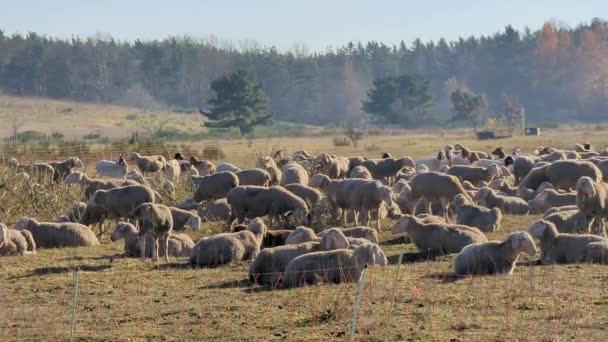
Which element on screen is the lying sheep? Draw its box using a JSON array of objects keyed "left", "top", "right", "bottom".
[
  {"left": 190, "top": 218, "right": 267, "bottom": 267},
  {"left": 175, "top": 198, "right": 200, "bottom": 211},
  {"left": 193, "top": 171, "right": 239, "bottom": 203},
  {"left": 528, "top": 220, "right": 607, "bottom": 264},
  {"left": 198, "top": 198, "right": 232, "bottom": 222},
  {"left": 169, "top": 207, "right": 201, "bottom": 231},
  {"left": 512, "top": 156, "right": 536, "bottom": 184},
  {"left": 249, "top": 228, "right": 349, "bottom": 286},
  {"left": 0, "top": 223, "right": 36, "bottom": 256},
  {"left": 280, "top": 162, "right": 309, "bottom": 185},
  {"left": 541, "top": 211, "right": 587, "bottom": 234},
  {"left": 128, "top": 152, "right": 166, "bottom": 175},
  {"left": 236, "top": 168, "right": 271, "bottom": 187},
  {"left": 317, "top": 226, "right": 379, "bottom": 244},
  {"left": 391, "top": 215, "right": 487, "bottom": 255},
  {"left": 110, "top": 222, "right": 193, "bottom": 258},
  {"left": 280, "top": 243, "right": 388, "bottom": 288},
  {"left": 454, "top": 231, "right": 537, "bottom": 275},
  {"left": 283, "top": 183, "right": 323, "bottom": 208},
  {"left": 544, "top": 205, "right": 579, "bottom": 216},
  {"left": 410, "top": 171, "right": 472, "bottom": 220},
  {"left": 449, "top": 194, "right": 502, "bottom": 232},
  {"left": 215, "top": 162, "right": 241, "bottom": 173},
  {"left": 285, "top": 226, "right": 318, "bottom": 245},
  {"left": 475, "top": 187, "right": 529, "bottom": 215},
  {"left": 14, "top": 217, "right": 100, "bottom": 248},
  {"left": 132, "top": 203, "right": 174, "bottom": 262},
  {"left": 88, "top": 185, "right": 156, "bottom": 223},
  {"left": 226, "top": 186, "right": 310, "bottom": 228},
  {"left": 446, "top": 164, "right": 501, "bottom": 186},
  {"left": 95, "top": 155, "right": 128, "bottom": 178},
  {"left": 349, "top": 165, "right": 372, "bottom": 179},
  {"left": 314, "top": 153, "right": 349, "bottom": 179},
  {"left": 50, "top": 157, "right": 84, "bottom": 182},
  {"left": 519, "top": 160, "right": 602, "bottom": 195},
  {"left": 528, "top": 189, "right": 577, "bottom": 214},
  {"left": 585, "top": 241, "right": 608, "bottom": 264}
]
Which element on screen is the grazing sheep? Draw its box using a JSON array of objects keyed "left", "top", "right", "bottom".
[
  {"left": 169, "top": 207, "right": 201, "bottom": 231},
  {"left": 446, "top": 164, "right": 501, "bottom": 186},
  {"left": 317, "top": 226, "right": 379, "bottom": 244},
  {"left": 519, "top": 160, "right": 602, "bottom": 196},
  {"left": 189, "top": 157, "right": 215, "bottom": 176},
  {"left": 192, "top": 171, "right": 239, "bottom": 203},
  {"left": 132, "top": 203, "right": 174, "bottom": 262},
  {"left": 280, "top": 243, "right": 388, "bottom": 288},
  {"left": 88, "top": 184, "right": 156, "bottom": 223},
  {"left": 454, "top": 232, "right": 537, "bottom": 275},
  {"left": 528, "top": 189, "right": 577, "bottom": 214},
  {"left": 542, "top": 210, "right": 588, "bottom": 234},
  {"left": 347, "top": 156, "right": 366, "bottom": 176},
  {"left": 215, "top": 162, "right": 241, "bottom": 173},
  {"left": 190, "top": 218, "right": 267, "bottom": 267},
  {"left": 391, "top": 215, "right": 487, "bottom": 254},
  {"left": 349, "top": 165, "right": 372, "bottom": 179},
  {"left": 0, "top": 223, "right": 36, "bottom": 256},
  {"left": 64, "top": 171, "right": 140, "bottom": 200},
  {"left": 283, "top": 183, "right": 323, "bottom": 208},
  {"left": 95, "top": 155, "right": 128, "bottom": 178},
  {"left": 280, "top": 162, "right": 309, "bottom": 185},
  {"left": 249, "top": 228, "right": 349, "bottom": 286},
  {"left": 450, "top": 194, "right": 502, "bottom": 232},
  {"left": 575, "top": 176, "right": 608, "bottom": 236},
  {"left": 236, "top": 168, "right": 270, "bottom": 187},
  {"left": 361, "top": 157, "right": 415, "bottom": 184},
  {"left": 128, "top": 152, "right": 166, "bottom": 175},
  {"left": 14, "top": 217, "right": 99, "bottom": 248},
  {"left": 475, "top": 187, "right": 529, "bottom": 215},
  {"left": 314, "top": 153, "right": 350, "bottom": 179},
  {"left": 528, "top": 220, "right": 607, "bottom": 264},
  {"left": 226, "top": 186, "right": 310, "bottom": 227},
  {"left": 409, "top": 171, "right": 472, "bottom": 220},
  {"left": 257, "top": 156, "right": 282, "bottom": 185},
  {"left": 198, "top": 198, "right": 232, "bottom": 222},
  {"left": 110, "top": 222, "right": 193, "bottom": 258},
  {"left": 50, "top": 157, "right": 84, "bottom": 182},
  {"left": 415, "top": 151, "right": 450, "bottom": 172}
]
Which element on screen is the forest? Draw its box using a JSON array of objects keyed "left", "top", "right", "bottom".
[{"left": 1, "top": 19, "right": 608, "bottom": 127}]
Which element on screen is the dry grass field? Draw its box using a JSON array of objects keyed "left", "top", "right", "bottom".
[{"left": 1, "top": 97, "right": 608, "bottom": 340}]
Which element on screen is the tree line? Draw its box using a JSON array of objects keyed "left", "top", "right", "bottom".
[{"left": 1, "top": 19, "right": 608, "bottom": 127}]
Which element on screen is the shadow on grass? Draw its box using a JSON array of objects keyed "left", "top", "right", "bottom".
[
  {"left": 12, "top": 264, "right": 112, "bottom": 279},
  {"left": 516, "top": 259, "right": 542, "bottom": 267},
  {"left": 386, "top": 251, "right": 441, "bottom": 264},
  {"left": 422, "top": 273, "right": 468, "bottom": 283},
  {"left": 199, "top": 278, "right": 251, "bottom": 290},
  {"left": 380, "top": 236, "right": 410, "bottom": 246}
]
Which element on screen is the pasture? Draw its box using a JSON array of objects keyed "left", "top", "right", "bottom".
[{"left": 1, "top": 126, "right": 608, "bottom": 340}]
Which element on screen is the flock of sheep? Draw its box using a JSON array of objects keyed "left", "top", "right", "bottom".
[{"left": 2, "top": 142, "right": 608, "bottom": 289}]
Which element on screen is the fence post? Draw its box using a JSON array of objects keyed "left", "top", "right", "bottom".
[
  {"left": 69, "top": 267, "right": 80, "bottom": 342},
  {"left": 349, "top": 265, "right": 368, "bottom": 342},
  {"left": 384, "top": 253, "right": 404, "bottom": 341}
]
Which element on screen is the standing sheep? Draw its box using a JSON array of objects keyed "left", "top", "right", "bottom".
[
  {"left": 50, "top": 157, "right": 84, "bottom": 182},
  {"left": 280, "top": 162, "right": 310, "bottom": 185},
  {"left": 95, "top": 155, "right": 128, "bottom": 179},
  {"left": 14, "top": 217, "right": 100, "bottom": 248},
  {"left": 110, "top": 222, "right": 193, "bottom": 258},
  {"left": 128, "top": 152, "right": 166, "bottom": 175},
  {"left": 198, "top": 198, "right": 232, "bottom": 222},
  {"left": 283, "top": 183, "right": 323, "bottom": 208},
  {"left": 236, "top": 168, "right": 271, "bottom": 187},
  {"left": 169, "top": 207, "right": 201, "bottom": 231},
  {"left": 193, "top": 171, "right": 239, "bottom": 203},
  {"left": 0, "top": 223, "right": 36, "bottom": 256},
  {"left": 257, "top": 156, "right": 282, "bottom": 185},
  {"left": 575, "top": 176, "right": 608, "bottom": 237},
  {"left": 88, "top": 185, "right": 156, "bottom": 223},
  {"left": 409, "top": 171, "right": 472, "bottom": 220},
  {"left": 132, "top": 203, "right": 174, "bottom": 262},
  {"left": 189, "top": 157, "right": 215, "bottom": 176},
  {"left": 446, "top": 164, "right": 501, "bottom": 186}
]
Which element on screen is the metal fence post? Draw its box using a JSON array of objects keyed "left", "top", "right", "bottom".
[
  {"left": 69, "top": 267, "right": 80, "bottom": 342},
  {"left": 349, "top": 265, "right": 368, "bottom": 342}
]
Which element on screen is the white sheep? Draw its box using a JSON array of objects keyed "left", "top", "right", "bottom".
[
  {"left": 110, "top": 222, "right": 193, "bottom": 258},
  {"left": 0, "top": 223, "right": 36, "bottom": 256}
]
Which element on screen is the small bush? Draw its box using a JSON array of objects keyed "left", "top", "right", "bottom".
[
  {"left": 332, "top": 137, "right": 351, "bottom": 147},
  {"left": 17, "top": 130, "right": 47, "bottom": 143},
  {"left": 51, "top": 131, "right": 65, "bottom": 141},
  {"left": 83, "top": 131, "right": 102, "bottom": 140},
  {"left": 202, "top": 146, "right": 226, "bottom": 160}
]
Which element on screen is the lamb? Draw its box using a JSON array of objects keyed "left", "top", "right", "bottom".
[
  {"left": 257, "top": 156, "right": 282, "bottom": 185},
  {"left": 236, "top": 168, "right": 271, "bottom": 187},
  {"left": 190, "top": 217, "right": 267, "bottom": 267},
  {"left": 226, "top": 186, "right": 310, "bottom": 227},
  {"left": 215, "top": 162, "right": 241, "bottom": 173},
  {"left": 198, "top": 198, "right": 232, "bottom": 222},
  {"left": 542, "top": 210, "right": 588, "bottom": 234},
  {"left": 49, "top": 157, "right": 84, "bottom": 181},
  {"left": 0, "top": 223, "right": 36, "bottom": 256},
  {"left": 391, "top": 215, "right": 487, "bottom": 255},
  {"left": 192, "top": 171, "right": 239, "bottom": 203},
  {"left": 409, "top": 171, "right": 472, "bottom": 220},
  {"left": 453, "top": 232, "right": 537, "bottom": 275},
  {"left": 349, "top": 165, "right": 372, "bottom": 179},
  {"left": 280, "top": 162, "right": 310, "bottom": 185},
  {"left": 528, "top": 220, "right": 607, "bottom": 264},
  {"left": 14, "top": 217, "right": 100, "bottom": 248},
  {"left": 169, "top": 207, "right": 201, "bottom": 231},
  {"left": 446, "top": 164, "right": 501, "bottom": 186},
  {"left": 64, "top": 171, "right": 140, "bottom": 200},
  {"left": 95, "top": 155, "right": 128, "bottom": 178},
  {"left": 189, "top": 156, "right": 215, "bottom": 175},
  {"left": 110, "top": 222, "right": 194, "bottom": 258},
  {"left": 528, "top": 189, "right": 577, "bottom": 214},
  {"left": 88, "top": 184, "right": 156, "bottom": 223},
  {"left": 283, "top": 183, "right": 323, "bottom": 208},
  {"left": 475, "top": 187, "right": 530, "bottom": 215},
  {"left": 128, "top": 152, "right": 166, "bottom": 175},
  {"left": 317, "top": 226, "right": 379, "bottom": 244},
  {"left": 280, "top": 243, "right": 388, "bottom": 288},
  {"left": 449, "top": 194, "right": 502, "bottom": 232},
  {"left": 249, "top": 228, "right": 349, "bottom": 286},
  {"left": 132, "top": 203, "right": 174, "bottom": 262}
]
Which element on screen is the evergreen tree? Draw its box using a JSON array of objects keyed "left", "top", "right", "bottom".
[{"left": 450, "top": 88, "right": 486, "bottom": 132}]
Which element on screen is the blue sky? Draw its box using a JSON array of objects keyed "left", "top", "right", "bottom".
[{"left": 0, "top": 1, "right": 604, "bottom": 50}]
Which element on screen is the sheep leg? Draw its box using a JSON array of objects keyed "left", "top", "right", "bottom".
[
  {"left": 163, "top": 235, "right": 170, "bottom": 262},
  {"left": 152, "top": 237, "right": 160, "bottom": 263},
  {"left": 440, "top": 198, "right": 450, "bottom": 222},
  {"left": 140, "top": 234, "right": 147, "bottom": 261},
  {"left": 425, "top": 199, "right": 433, "bottom": 215}
]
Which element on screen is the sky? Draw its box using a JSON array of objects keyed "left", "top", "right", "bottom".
[{"left": 0, "top": 0, "right": 605, "bottom": 51}]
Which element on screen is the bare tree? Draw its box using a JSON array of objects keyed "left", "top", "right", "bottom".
[
  {"left": 344, "top": 121, "right": 364, "bottom": 149},
  {"left": 8, "top": 114, "right": 25, "bottom": 144},
  {"left": 500, "top": 94, "right": 523, "bottom": 134}
]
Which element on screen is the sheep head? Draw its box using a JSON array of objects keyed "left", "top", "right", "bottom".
[
  {"left": 390, "top": 215, "right": 412, "bottom": 234},
  {"left": 286, "top": 226, "right": 316, "bottom": 245},
  {"left": 528, "top": 219, "right": 558, "bottom": 241},
  {"left": 14, "top": 217, "right": 34, "bottom": 231},
  {"left": 509, "top": 231, "right": 537, "bottom": 256},
  {"left": 111, "top": 222, "right": 132, "bottom": 242},
  {"left": 127, "top": 152, "right": 140, "bottom": 161},
  {"left": 320, "top": 228, "right": 349, "bottom": 250},
  {"left": 355, "top": 243, "right": 388, "bottom": 267},
  {"left": 577, "top": 177, "right": 598, "bottom": 198},
  {"left": 247, "top": 218, "right": 267, "bottom": 238},
  {"left": 70, "top": 157, "right": 84, "bottom": 169}
]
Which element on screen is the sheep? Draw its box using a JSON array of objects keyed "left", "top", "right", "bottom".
[
  {"left": 192, "top": 171, "right": 239, "bottom": 203},
  {"left": 349, "top": 165, "right": 372, "bottom": 179},
  {"left": 215, "top": 162, "right": 241, "bottom": 173},
  {"left": 415, "top": 151, "right": 450, "bottom": 172},
  {"left": 589, "top": 159, "right": 608, "bottom": 181},
  {"left": 409, "top": 171, "right": 472, "bottom": 220},
  {"left": 49, "top": 157, "right": 84, "bottom": 182},
  {"left": 528, "top": 189, "right": 577, "bottom": 214},
  {"left": 542, "top": 210, "right": 588, "bottom": 234},
  {"left": 128, "top": 152, "right": 166, "bottom": 175},
  {"left": 132, "top": 203, "right": 174, "bottom": 262},
  {"left": 347, "top": 156, "right": 366, "bottom": 176},
  {"left": 88, "top": 184, "right": 156, "bottom": 223},
  {"left": 198, "top": 198, "right": 232, "bottom": 222},
  {"left": 449, "top": 194, "right": 502, "bottom": 232},
  {"left": 474, "top": 156, "right": 514, "bottom": 169},
  {"left": 169, "top": 207, "right": 201, "bottom": 231},
  {"left": 584, "top": 241, "right": 608, "bottom": 264},
  {"left": 280, "top": 162, "right": 309, "bottom": 185},
  {"left": 285, "top": 226, "right": 318, "bottom": 245},
  {"left": 110, "top": 222, "right": 193, "bottom": 258},
  {"left": 280, "top": 243, "right": 388, "bottom": 288},
  {"left": 308, "top": 173, "right": 330, "bottom": 189},
  {"left": 0, "top": 223, "right": 36, "bottom": 256},
  {"left": 528, "top": 220, "right": 607, "bottom": 264},
  {"left": 518, "top": 160, "right": 602, "bottom": 196},
  {"left": 164, "top": 158, "right": 181, "bottom": 182},
  {"left": 190, "top": 217, "right": 267, "bottom": 267},
  {"left": 8, "top": 158, "right": 55, "bottom": 182},
  {"left": 453, "top": 231, "right": 537, "bottom": 275},
  {"left": 544, "top": 205, "right": 579, "bottom": 216},
  {"left": 453, "top": 144, "right": 489, "bottom": 159},
  {"left": 249, "top": 228, "right": 349, "bottom": 286},
  {"left": 14, "top": 217, "right": 99, "bottom": 248},
  {"left": 361, "top": 157, "right": 415, "bottom": 184},
  {"left": 64, "top": 171, "right": 140, "bottom": 200},
  {"left": 257, "top": 156, "right": 282, "bottom": 185},
  {"left": 236, "top": 168, "right": 271, "bottom": 187},
  {"left": 446, "top": 164, "right": 501, "bottom": 186},
  {"left": 313, "top": 153, "right": 349, "bottom": 179},
  {"left": 475, "top": 187, "right": 529, "bottom": 215},
  {"left": 575, "top": 176, "right": 608, "bottom": 237},
  {"left": 488, "top": 179, "right": 518, "bottom": 196},
  {"left": 283, "top": 183, "right": 323, "bottom": 208},
  {"left": 226, "top": 186, "right": 310, "bottom": 228},
  {"left": 95, "top": 155, "right": 128, "bottom": 178},
  {"left": 324, "top": 178, "right": 395, "bottom": 229},
  {"left": 317, "top": 226, "right": 379, "bottom": 244},
  {"left": 189, "top": 157, "right": 215, "bottom": 176},
  {"left": 390, "top": 215, "right": 487, "bottom": 255}
]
